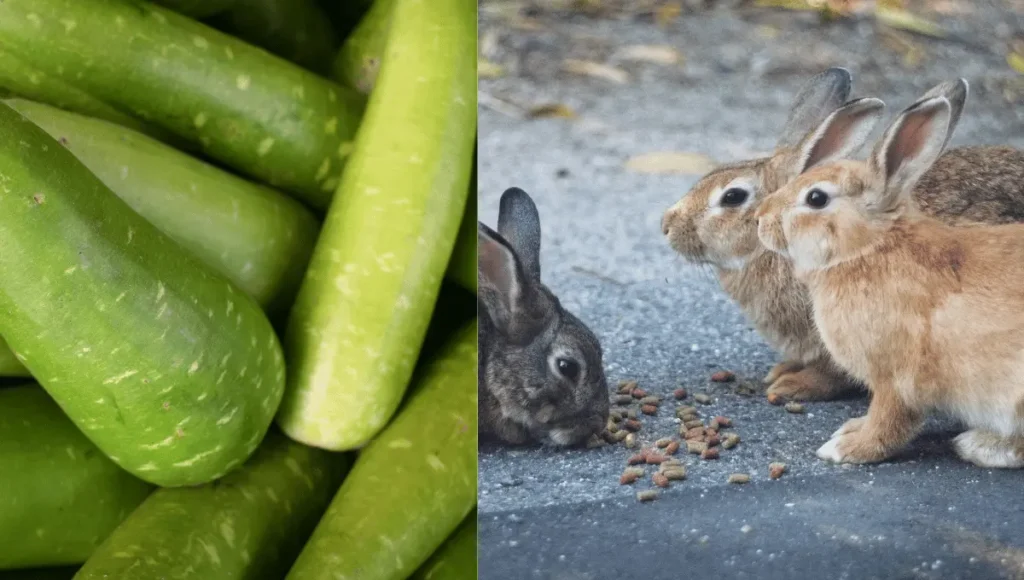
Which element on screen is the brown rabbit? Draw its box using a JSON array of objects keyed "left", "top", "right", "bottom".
[
  {"left": 756, "top": 83, "right": 1024, "bottom": 467},
  {"left": 662, "top": 68, "right": 1024, "bottom": 402}
]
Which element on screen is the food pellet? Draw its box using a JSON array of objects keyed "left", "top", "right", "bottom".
[
  {"left": 769, "top": 462, "right": 787, "bottom": 480},
  {"left": 614, "top": 394, "right": 633, "bottom": 405},
  {"left": 623, "top": 419, "right": 642, "bottom": 432},
  {"left": 625, "top": 467, "right": 645, "bottom": 477},
  {"left": 714, "top": 415, "right": 732, "bottom": 427},
  {"left": 632, "top": 388, "right": 648, "bottom": 399},
  {"left": 606, "top": 422, "right": 619, "bottom": 434},
  {"left": 601, "top": 430, "right": 619, "bottom": 444},
  {"left": 708, "top": 418, "right": 720, "bottom": 430},
  {"left": 655, "top": 438, "right": 672, "bottom": 448},
  {"left": 663, "top": 468, "right": 687, "bottom": 481},
  {"left": 636, "top": 490, "right": 658, "bottom": 502},
  {"left": 612, "top": 430, "right": 629, "bottom": 442},
  {"left": 684, "top": 427, "right": 705, "bottom": 440},
  {"left": 701, "top": 447, "right": 720, "bottom": 460},
  {"left": 620, "top": 471, "right": 640, "bottom": 485},
  {"left": 609, "top": 410, "right": 623, "bottom": 422},
  {"left": 660, "top": 458, "right": 683, "bottom": 468},
  {"left": 664, "top": 441, "right": 680, "bottom": 455},
  {"left": 627, "top": 454, "right": 645, "bottom": 465},
  {"left": 676, "top": 406, "right": 698, "bottom": 417},
  {"left": 673, "top": 388, "right": 687, "bottom": 400},
  {"left": 645, "top": 453, "right": 667, "bottom": 465},
  {"left": 641, "top": 404, "right": 657, "bottom": 416},
  {"left": 686, "top": 441, "right": 708, "bottom": 454},
  {"left": 624, "top": 433, "right": 638, "bottom": 448},
  {"left": 618, "top": 380, "right": 637, "bottom": 394},
  {"left": 722, "top": 433, "right": 741, "bottom": 449},
  {"left": 785, "top": 402, "right": 805, "bottom": 414},
  {"left": 652, "top": 472, "right": 669, "bottom": 488},
  {"left": 694, "top": 394, "right": 712, "bottom": 405},
  {"left": 626, "top": 409, "right": 639, "bottom": 420},
  {"left": 684, "top": 419, "right": 704, "bottom": 430},
  {"left": 728, "top": 473, "right": 751, "bottom": 484},
  {"left": 706, "top": 434, "right": 720, "bottom": 447},
  {"left": 710, "top": 370, "right": 736, "bottom": 383},
  {"left": 640, "top": 396, "right": 661, "bottom": 406}
]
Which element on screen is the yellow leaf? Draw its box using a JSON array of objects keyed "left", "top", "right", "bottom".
[
  {"left": 625, "top": 152, "right": 717, "bottom": 175},
  {"left": 562, "top": 59, "right": 629, "bottom": 84},
  {"left": 655, "top": 2, "right": 682, "bottom": 27},
  {"left": 875, "top": 6, "right": 946, "bottom": 38},
  {"left": 754, "top": 0, "right": 818, "bottom": 11},
  {"left": 527, "top": 104, "right": 577, "bottom": 119},
  {"left": 479, "top": 59, "right": 505, "bottom": 79},
  {"left": 618, "top": 44, "right": 682, "bottom": 65},
  {"left": 1009, "top": 52, "right": 1024, "bottom": 75}
]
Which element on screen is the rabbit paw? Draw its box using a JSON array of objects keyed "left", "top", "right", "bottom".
[
  {"left": 954, "top": 430, "right": 1024, "bottom": 468},
  {"left": 817, "top": 417, "right": 890, "bottom": 464},
  {"left": 766, "top": 366, "right": 852, "bottom": 402},
  {"left": 764, "top": 360, "right": 804, "bottom": 385}
]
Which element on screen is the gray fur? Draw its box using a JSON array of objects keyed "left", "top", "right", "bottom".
[{"left": 776, "top": 67, "right": 853, "bottom": 150}]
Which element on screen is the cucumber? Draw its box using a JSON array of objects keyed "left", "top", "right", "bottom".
[
  {"left": 74, "top": 430, "right": 349, "bottom": 580},
  {"left": 209, "top": 0, "right": 339, "bottom": 76},
  {"left": 6, "top": 98, "right": 320, "bottom": 314},
  {"left": 284, "top": 321, "right": 477, "bottom": 580},
  {"left": 410, "top": 511, "right": 477, "bottom": 580},
  {"left": 0, "top": 102, "right": 285, "bottom": 486},
  {"left": 0, "top": 0, "right": 366, "bottom": 209},
  {"left": 0, "top": 336, "right": 30, "bottom": 377},
  {"left": 150, "top": 0, "right": 237, "bottom": 19},
  {"left": 330, "top": 0, "right": 395, "bottom": 94},
  {"left": 446, "top": 179, "right": 477, "bottom": 293},
  {"left": 0, "top": 386, "right": 153, "bottom": 570},
  {"left": 0, "top": 568, "right": 78, "bottom": 580},
  {"left": 276, "top": 0, "right": 476, "bottom": 451}
]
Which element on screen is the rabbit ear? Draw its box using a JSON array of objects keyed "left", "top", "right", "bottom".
[
  {"left": 497, "top": 187, "right": 542, "bottom": 281},
  {"left": 869, "top": 96, "right": 953, "bottom": 210},
  {"left": 796, "top": 97, "right": 886, "bottom": 174},
  {"left": 917, "top": 78, "right": 968, "bottom": 150},
  {"left": 776, "top": 67, "right": 853, "bottom": 149},
  {"left": 478, "top": 221, "right": 528, "bottom": 332}
]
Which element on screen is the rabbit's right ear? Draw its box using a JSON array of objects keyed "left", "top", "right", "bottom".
[
  {"left": 478, "top": 222, "right": 528, "bottom": 333},
  {"left": 868, "top": 96, "right": 953, "bottom": 211},
  {"left": 918, "top": 78, "right": 969, "bottom": 150},
  {"left": 776, "top": 67, "right": 854, "bottom": 149},
  {"left": 497, "top": 187, "right": 542, "bottom": 281},
  {"left": 795, "top": 97, "right": 886, "bottom": 174}
]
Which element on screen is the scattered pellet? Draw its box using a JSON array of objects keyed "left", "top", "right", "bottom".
[
  {"left": 684, "top": 419, "right": 704, "bottom": 430},
  {"left": 728, "top": 473, "right": 751, "bottom": 484},
  {"left": 627, "top": 454, "right": 646, "bottom": 465},
  {"left": 614, "top": 394, "right": 633, "bottom": 405},
  {"left": 609, "top": 410, "right": 623, "bottom": 422},
  {"left": 701, "top": 447, "right": 720, "bottom": 460},
  {"left": 640, "top": 395, "right": 662, "bottom": 406},
  {"left": 710, "top": 370, "right": 736, "bottom": 383},
  {"left": 785, "top": 401, "right": 805, "bottom": 414},
  {"left": 655, "top": 438, "right": 672, "bottom": 448},
  {"left": 620, "top": 471, "right": 640, "bottom": 485},
  {"left": 676, "top": 406, "right": 698, "bottom": 417},
  {"left": 626, "top": 408, "right": 639, "bottom": 420},
  {"left": 652, "top": 472, "right": 670, "bottom": 488},
  {"left": 673, "top": 388, "right": 688, "bottom": 400},
  {"left": 612, "top": 430, "right": 629, "bottom": 442},
  {"left": 641, "top": 404, "right": 658, "bottom": 416},
  {"left": 624, "top": 433, "right": 638, "bottom": 449},
  {"left": 694, "top": 393, "right": 713, "bottom": 405},
  {"left": 601, "top": 430, "right": 619, "bottom": 444},
  {"left": 706, "top": 434, "right": 721, "bottom": 448},
  {"left": 637, "top": 490, "right": 659, "bottom": 502},
  {"left": 769, "top": 462, "right": 787, "bottom": 480},
  {"left": 618, "top": 380, "right": 637, "bottom": 394},
  {"left": 708, "top": 418, "right": 720, "bottom": 430},
  {"left": 645, "top": 452, "right": 667, "bottom": 465},
  {"left": 722, "top": 433, "right": 741, "bottom": 449},
  {"left": 632, "top": 388, "right": 648, "bottom": 399},
  {"left": 623, "top": 419, "right": 642, "bottom": 432},
  {"left": 686, "top": 441, "right": 708, "bottom": 454},
  {"left": 714, "top": 415, "right": 732, "bottom": 427},
  {"left": 705, "top": 424, "right": 719, "bottom": 435},
  {"left": 606, "top": 421, "right": 619, "bottom": 434},
  {"left": 660, "top": 458, "right": 683, "bottom": 468},
  {"left": 665, "top": 441, "right": 680, "bottom": 455},
  {"left": 684, "top": 427, "right": 705, "bottom": 440},
  {"left": 663, "top": 467, "right": 687, "bottom": 481},
  {"left": 767, "top": 393, "right": 784, "bottom": 406}
]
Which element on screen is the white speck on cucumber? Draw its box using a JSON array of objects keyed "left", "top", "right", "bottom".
[
  {"left": 156, "top": 282, "right": 165, "bottom": 301},
  {"left": 172, "top": 445, "right": 223, "bottom": 468},
  {"left": 140, "top": 436, "right": 174, "bottom": 450},
  {"left": 257, "top": 138, "right": 274, "bottom": 156},
  {"left": 236, "top": 75, "right": 251, "bottom": 91},
  {"left": 315, "top": 158, "right": 331, "bottom": 181},
  {"left": 364, "top": 186, "right": 380, "bottom": 196},
  {"left": 127, "top": 227, "right": 134, "bottom": 243},
  {"left": 265, "top": 488, "right": 279, "bottom": 502},
  {"left": 216, "top": 408, "right": 238, "bottom": 426},
  {"left": 188, "top": 360, "right": 200, "bottom": 375},
  {"left": 198, "top": 392, "right": 209, "bottom": 401},
  {"left": 26, "top": 13, "right": 42, "bottom": 27},
  {"left": 103, "top": 370, "right": 138, "bottom": 385},
  {"left": 60, "top": 19, "right": 76, "bottom": 32},
  {"left": 216, "top": 371, "right": 226, "bottom": 385},
  {"left": 224, "top": 46, "right": 234, "bottom": 60},
  {"left": 193, "top": 112, "right": 207, "bottom": 129},
  {"left": 427, "top": 455, "right": 445, "bottom": 471},
  {"left": 220, "top": 521, "right": 235, "bottom": 547},
  {"left": 325, "top": 118, "right": 338, "bottom": 134},
  {"left": 115, "top": 292, "right": 126, "bottom": 302},
  {"left": 136, "top": 462, "right": 157, "bottom": 471},
  {"left": 388, "top": 439, "right": 412, "bottom": 449},
  {"left": 192, "top": 36, "right": 208, "bottom": 49},
  {"left": 156, "top": 303, "right": 168, "bottom": 319},
  {"left": 199, "top": 540, "right": 221, "bottom": 566}
]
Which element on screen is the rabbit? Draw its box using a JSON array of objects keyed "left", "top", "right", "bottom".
[
  {"left": 755, "top": 81, "right": 1024, "bottom": 468},
  {"left": 661, "top": 67, "right": 1024, "bottom": 403},
  {"left": 477, "top": 187, "right": 610, "bottom": 447}
]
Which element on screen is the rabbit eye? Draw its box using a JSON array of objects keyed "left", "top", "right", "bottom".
[
  {"left": 556, "top": 358, "right": 580, "bottom": 381},
  {"left": 805, "top": 188, "right": 830, "bottom": 209},
  {"left": 720, "top": 187, "right": 749, "bottom": 207}
]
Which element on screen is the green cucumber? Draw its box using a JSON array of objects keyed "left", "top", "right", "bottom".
[
  {"left": 209, "top": 0, "right": 339, "bottom": 75},
  {"left": 330, "top": 0, "right": 395, "bottom": 94},
  {"left": 284, "top": 321, "right": 477, "bottom": 580},
  {"left": 0, "top": 386, "right": 153, "bottom": 570},
  {"left": 74, "top": 430, "right": 349, "bottom": 580},
  {"left": 0, "top": 0, "right": 366, "bottom": 209},
  {"left": 150, "top": 0, "right": 237, "bottom": 19},
  {"left": 446, "top": 179, "right": 477, "bottom": 293},
  {"left": 0, "top": 568, "right": 78, "bottom": 580},
  {"left": 277, "top": 0, "right": 476, "bottom": 451},
  {"left": 410, "top": 511, "right": 477, "bottom": 580},
  {"left": 0, "top": 102, "right": 285, "bottom": 486},
  {"left": 0, "top": 336, "right": 30, "bottom": 377},
  {"left": 6, "top": 98, "right": 320, "bottom": 314}
]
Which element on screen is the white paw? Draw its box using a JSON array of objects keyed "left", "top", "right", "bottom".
[
  {"left": 954, "top": 430, "right": 1024, "bottom": 469},
  {"left": 817, "top": 435, "right": 844, "bottom": 462}
]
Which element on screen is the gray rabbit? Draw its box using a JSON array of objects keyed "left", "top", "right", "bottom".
[{"left": 478, "top": 187, "right": 610, "bottom": 446}]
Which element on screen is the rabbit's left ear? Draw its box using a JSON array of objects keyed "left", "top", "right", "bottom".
[
  {"left": 497, "top": 187, "right": 542, "bottom": 281},
  {"left": 478, "top": 222, "right": 528, "bottom": 334},
  {"left": 868, "top": 96, "right": 952, "bottom": 211},
  {"left": 795, "top": 97, "right": 886, "bottom": 175}
]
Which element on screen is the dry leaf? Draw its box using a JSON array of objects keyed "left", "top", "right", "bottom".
[
  {"left": 618, "top": 44, "right": 681, "bottom": 65},
  {"left": 479, "top": 59, "right": 506, "bottom": 79},
  {"left": 528, "top": 104, "right": 578, "bottom": 119},
  {"left": 655, "top": 2, "right": 682, "bottom": 27},
  {"left": 754, "top": 0, "right": 818, "bottom": 11},
  {"left": 1009, "top": 52, "right": 1024, "bottom": 75},
  {"left": 562, "top": 59, "right": 629, "bottom": 84},
  {"left": 875, "top": 6, "right": 946, "bottom": 38},
  {"left": 625, "top": 152, "right": 717, "bottom": 175}
]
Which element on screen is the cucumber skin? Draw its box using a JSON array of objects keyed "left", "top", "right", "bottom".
[
  {"left": 0, "top": 386, "right": 153, "bottom": 570},
  {"left": 410, "top": 511, "right": 477, "bottom": 580},
  {"left": 0, "top": 335, "right": 30, "bottom": 377},
  {"left": 446, "top": 184, "right": 477, "bottom": 293},
  {"left": 0, "top": 0, "right": 365, "bottom": 209},
  {"left": 0, "top": 568, "right": 78, "bottom": 580},
  {"left": 151, "top": 0, "right": 237, "bottom": 18},
  {"left": 284, "top": 321, "right": 477, "bottom": 580},
  {"left": 74, "top": 430, "right": 349, "bottom": 580},
  {"left": 276, "top": 0, "right": 477, "bottom": 451},
  {"left": 7, "top": 98, "right": 320, "bottom": 314},
  {"left": 0, "top": 102, "right": 285, "bottom": 486},
  {"left": 211, "top": 0, "right": 339, "bottom": 76},
  {"left": 330, "top": 0, "right": 395, "bottom": 94}
]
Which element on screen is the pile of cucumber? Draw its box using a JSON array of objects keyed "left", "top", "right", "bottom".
[{"left": 0, "top": 0, "right": 477, "bottom": 578}]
